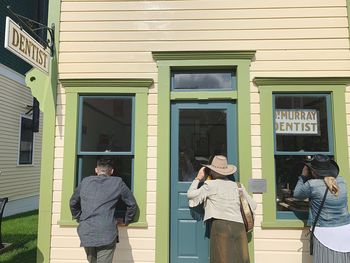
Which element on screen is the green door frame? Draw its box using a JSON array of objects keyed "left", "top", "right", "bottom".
[
  {"left": 153, "top": 51, "right": 256, "bottom": 263},
  {"left": 170, "top": 101, "right": 238, "bottom": 263}
]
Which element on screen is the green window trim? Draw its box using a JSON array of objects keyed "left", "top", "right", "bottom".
[
  {"left": 255, "top": 77, "right": 350, "bottom": 229},
  {"left": 153, "top": 50, "right": 256, "bottom": 263},
  {"left": 58, "top": 79, "right": 153, "bottom": 228},
  {"left": 171, "top": 91, "right": 238, "bottom": 100}
]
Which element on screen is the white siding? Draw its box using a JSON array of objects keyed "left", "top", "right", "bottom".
[
  {"left": 0, "top": 64, "right": 43, "bottom": 203},
  {"left": 53, "top": 0, "right": 350, "bottom": 262}
]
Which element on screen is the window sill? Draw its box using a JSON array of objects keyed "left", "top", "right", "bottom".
[
  {"left": 58, "top": 219, "right": 148, "bottom": 228},
  {"left": 261, "top": 220, "right": 307, "bottom": 229}
]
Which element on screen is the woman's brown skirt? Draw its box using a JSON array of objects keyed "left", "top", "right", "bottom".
[{"left": 210, "top": 219, "right": 250, "bottom": 263}]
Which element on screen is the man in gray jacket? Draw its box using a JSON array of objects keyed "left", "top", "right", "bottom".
[{"left": 70, "top": 158, "right": 137, "bottom": 263}]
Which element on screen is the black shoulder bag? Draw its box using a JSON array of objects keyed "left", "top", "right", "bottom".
[{"left": 309, "top": 187, "right": 328, "bottom": 255}]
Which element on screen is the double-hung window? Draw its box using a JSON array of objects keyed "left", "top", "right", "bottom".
[
  {"left": 256, "top": 77, "right": 350, "bottom": 228},
  {"left": 59, "top": 79, "right": 152, "bottom": 226},
  {"left": 77, "top": 96, "right": 134, "bottom": 216},
  {"left": 273, "top": 94, "right": 333, "bottom": 219}
]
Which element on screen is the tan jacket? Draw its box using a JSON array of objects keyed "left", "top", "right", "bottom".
[{"left": 187, "top": 178, "right": 257, "bottom": 223}]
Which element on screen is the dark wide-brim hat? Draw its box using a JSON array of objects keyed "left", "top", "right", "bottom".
[
  {"left": 202, "top": 155, "right": 237, "bottom": 176},
  {"left": 304, "top": 154, "right": 339, "bottom": 178}
]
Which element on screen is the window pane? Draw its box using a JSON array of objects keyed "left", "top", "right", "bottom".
[
  {"left": 19, "top": 117, "right": 34, "bottom": 164},
  {"left": 275, "top": 95, "right": 329, "bottom": 152},
  {"left": 275, "top": 155, "right": 309, "bottom": 216},
  {"left": 178, "top": 109, "right": 227, "bottom": 181},
  {"left": 77, "top": 155, "right": 133, "bottom": 218},
  {"left": 78, "top": 155, "right": 132, "bottom": 185},
  {"left": 80, "top": 97, "right": 133, "bottom": 152},
  {"left": 172, "top": 70, "right": 235, "bottom": 90}
]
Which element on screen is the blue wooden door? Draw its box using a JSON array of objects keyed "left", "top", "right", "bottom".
[{"left": 170, "top": 102, "right": 237, "bottom": 263}]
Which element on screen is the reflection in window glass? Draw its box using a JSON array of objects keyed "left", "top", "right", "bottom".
[
  {"left": 19, "top": 116, "right": 34, "bottom": 165},
  {"left": 178, "top": 109, "right": 227, "bottom": 181},
  {"left": 172, "top": 70, "right": 236, "bottom": 90},
  {"left": 275, "top": 95, "right": 329, "bottom": 152},
  {"left": 80, "top": 97, "right": 132, "bottom": 152}
]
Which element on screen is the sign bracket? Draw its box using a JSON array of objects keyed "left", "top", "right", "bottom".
[{"left": 7, "top": 5, "right": 55, "bottom": 57}]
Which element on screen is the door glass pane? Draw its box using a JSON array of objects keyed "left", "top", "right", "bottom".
[
  {"left": 172, "top": 70, "right": 236, "bottom": 90},
  {"left": 178, "top": 109, "right": 227, "bottom": 181},
  {"left": 274, "top": 95, "right": 329, "bottom": 152},
  {"left": 80, "top": 97, "right": 133, "bottom": 152}
]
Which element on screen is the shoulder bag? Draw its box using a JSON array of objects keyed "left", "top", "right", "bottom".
[{"left": 237, "top": 182, "right": 254, "bottom": 233}]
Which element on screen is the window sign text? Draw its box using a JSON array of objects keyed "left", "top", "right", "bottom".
[{"left": 275, "top": 109, "right": 319, "bottom": 135}]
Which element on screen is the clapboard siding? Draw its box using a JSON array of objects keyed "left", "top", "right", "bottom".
[
  {"left": 60, "top": 18, "right": 348, "bottom": 32},
  {"left": 59, "top": 60, "right": 350, "bottom": 73},
  {"left": 60, "top": 0, "right": 346, "bottom": 10},
  {"left": 60, "top": 39, "right": 349, "bottom": 51},
  {"left": 58, "top": 0, "right": 349, "bottom": 78},
  {"left": 0, "top": 73, "right": 43, "bottom": 201},
  {"left": 60, "top": 9, "right": 347, "bottom": 22},
  {"left": 60, "top": 29, "right": 348, "bottom": 42},
  {"left": 255, "top": 251, "right": 311, "bottom": 263},
  {"left": 59, "top": 50, "right": 350, "bottom": 63},
  {"left": 54, "top": 1, "right": 350, "bottom": 263}
]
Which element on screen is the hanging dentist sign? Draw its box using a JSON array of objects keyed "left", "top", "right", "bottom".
[
  {"left": 275, "top": 109, "right": 319, "bottom": 135},
  {"left": 4, "top": 17, "right": 50, "bottom": 74}
]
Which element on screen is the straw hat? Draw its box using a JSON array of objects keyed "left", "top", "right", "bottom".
[{"left": 203, "top": 155, "right": 237, "bottom": 176}]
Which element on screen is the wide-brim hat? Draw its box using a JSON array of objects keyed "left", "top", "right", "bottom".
[
  {"left": 304, "top": 154, "right": 339, "bottom": 178},
  {"left": 203, "top": 155, "right": 237, "bottom": 176}
]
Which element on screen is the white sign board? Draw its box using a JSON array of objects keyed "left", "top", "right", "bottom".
[
  {"left": 275, "top": 109, "right": 319, "bottom": 135},
  {"left": 4, "top": 17, "right": 50, "bottom": 74}
]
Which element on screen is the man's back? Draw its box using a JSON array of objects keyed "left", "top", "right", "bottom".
[{"left": 70, "top": 175, "right": 137, "bottom": 247}]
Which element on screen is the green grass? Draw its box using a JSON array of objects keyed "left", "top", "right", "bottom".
[{"left": 0, "top": 210, "right": 38, "bottom": 263}]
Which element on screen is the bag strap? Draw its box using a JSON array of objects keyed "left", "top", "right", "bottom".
[
  {"left": 237, "top": 182, "right": 243, "bottom": 196},
  {"left": 309, "top": 186, "right": 328, "bottom": 255}
]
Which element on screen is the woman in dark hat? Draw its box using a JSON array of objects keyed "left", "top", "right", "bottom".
[
  {"left": 187, "top": 155, "right": 256, "bottom": 263},
  {"left": 294, "top": 154, "right": 350, "bottom": 262}
]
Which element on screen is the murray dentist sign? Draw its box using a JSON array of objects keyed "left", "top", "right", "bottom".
[{"left": 275, "top": 109, "right": 319, "bottom": 135}]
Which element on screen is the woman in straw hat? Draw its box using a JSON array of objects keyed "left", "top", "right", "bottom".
[
  {"left": 294, "top": 154, "right": 350, "bottom": 262},
  {"left": 187, "top": 155, "right": 256, "bottom": 263}
]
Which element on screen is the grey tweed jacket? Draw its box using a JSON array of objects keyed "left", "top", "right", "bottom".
[{"left": 70, "top": 175, "right": 137, "bottom": 247}]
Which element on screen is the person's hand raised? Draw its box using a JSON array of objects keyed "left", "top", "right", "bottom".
[{"left": 195, "top": 167, "right": 206, "bottom": 181}]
